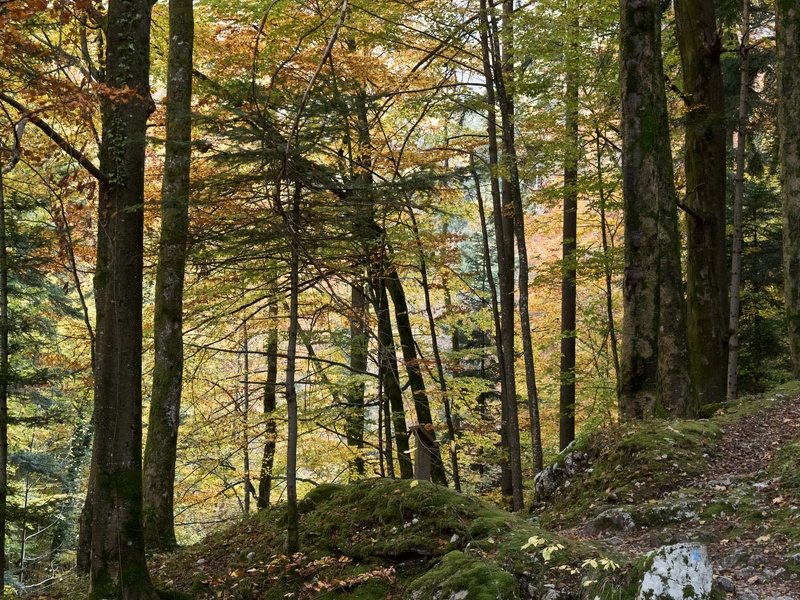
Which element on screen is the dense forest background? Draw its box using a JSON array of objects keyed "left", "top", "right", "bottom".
[{"left": 0, "top": 0, "right": 798, "bottom": 595}]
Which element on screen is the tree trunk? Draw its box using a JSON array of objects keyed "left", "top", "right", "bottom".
[
  {"left": 0, "top": 168, "right": 8, "bottom": 586},
  {"left": 596, "top": 134, "right": 621, "bottom": 383},
  {"left": 727, "top": 1, "right": 750, "bottom": 402},
  {"left": 560, "top": 20, "right": 579, "bottom": 449},
  {"left": 241, "top": 324, "right": 251, "bottom": 515},
  {"left": 385, "top": 271, "right": 447, "bottom": 485},
  {"left": 779, "top": 0, "right": 800, "bottom": 377},
  {"left": 619, "top": 0, "right": 692, "bottom": 419},
  {"left": 345, "top": 282, "right": 368, "bottom": 478},
  {"left": 81, "top": 0, "right": 159, "bottom": 594},
  {"left": 285, "top": 183, "right": 301, "bottom": 554},
  {"left": 479, "top": 0, "right": 523, "bottom": 510},
  {"left": 375, "top": 277, "right": 413, "bottom": 479},
  {"left": 674, "top": 0, "right": 728, "bottom": 410},
  {"left": 257, "top": 300, "right": 279, "bottom": 509},
  {"left": 415, "top": 216, "right": 461, "bottom": 491},
  {"left": 495, "top": 0, "right": 543, "bottom": 473},
  {"left": 142, "top": 0, "right": 193, "bottom": 552}
]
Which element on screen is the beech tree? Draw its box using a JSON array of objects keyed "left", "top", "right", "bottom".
[
  {"left": 142, "top": 0, "right": 194, "bottom": 551},
  {"left": 779, "top": 0, "right": 800, "bottom": 376},
  {"left": 674, "top": 0, "right": 728, "bottom": 409},
  {"left": 79, "top": 0, "right": 159, "bottom": 594},
  {"left": 619, "top": 0, "right": 692, "bottom": 418}
]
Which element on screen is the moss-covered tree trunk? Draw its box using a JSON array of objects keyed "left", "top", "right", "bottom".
[
  {"left": 674, "top": 0, "right": 728, "bottom": 409},
  {"left": 619, "top": 0, "right": 691, "bottom": 419},
  {"left": 81, "top": 0, "right": 159, "bottom": 594},
  {"left": 779, "top": 0, "right": 800, "bottom": 377},
  {"left": 142, "top": 0, "right": 193, "bottom": 552}
]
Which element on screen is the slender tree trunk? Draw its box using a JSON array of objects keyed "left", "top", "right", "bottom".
[
  {"left": 472, "top": 158, "right": 506, "bottom": 482},
  {"left": 595, "top": 134, "right": 621, "bottom": 384},
  {"left": 242, "top": 323, "right": 251, "bottom": 515},
  {"left": 479, "top": 0, "right": 523, "bottom": 510},
  {"left": 674, "top": 0, "right": 728, "bottom": 410},
  {"left": 142, "top": 0, "right": 193, "bottom": 552},
  {"left": 285, "top": 183, "right": 300, "bottom": 554},
  {"left": 727, "top": 1, "right": 750, "bottom": 402},
  {"left": 258, "top": 300, "right": 279, "bottom": 510},
  {"left": 619, "top": 0, "right": 691, "bottom": 419},
  {"left": 779, "top": 0, "right": 800, "bottom": 377},
  {"left": 495, "top": 0, "right": 543, "bottom": 474},
  {"left": 560, "top": 23, "right": 579, "bottom": 449},
  {"left": 414, "top": 216, "right": 461, "bottom": 491},
  {"left": 345, "top": 282, "right": 368, "bottom": 478},
  {"left": 0, "top": 168, "right": 9, "bottom": 586}
]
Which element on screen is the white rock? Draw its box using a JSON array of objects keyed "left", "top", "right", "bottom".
[{"left": 637, "top": 543, "right": 712, "bottom": 600}]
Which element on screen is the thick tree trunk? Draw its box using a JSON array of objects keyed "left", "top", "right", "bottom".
[
  {"left": 727, "top": 2, "right": 750, "bottom": 402},
  {"left": 619, "top": 0, "right": 692, "bottom": 419},
  {"left": 257, "top": 301, "right": 279, "bottom": 509},
  {"left": 674, "top": 0, "right": 728, "bottom": 410},
  {"left": 142, "top": 0, "right": 193, "bottom": 552},
  {"left": 82, "top": 0, "right": 159, "bottom": 594},
  {"left": 779, "top": 0, "right": 800, "bottom": 377},
  {"left": 385, "top": 271, "right": 447, "bottom": 485}
]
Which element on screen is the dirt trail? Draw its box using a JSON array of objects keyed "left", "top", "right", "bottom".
[{"left": 566, "top": 395, "right": 800, "bottom": 600}]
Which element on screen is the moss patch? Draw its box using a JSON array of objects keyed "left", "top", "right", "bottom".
[{"left": 405, "top": 551, "right": 520, "bottom": 600}]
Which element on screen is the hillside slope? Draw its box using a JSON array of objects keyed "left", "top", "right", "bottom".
[{"left": 537, "top": 390, "right": 800, "bottom": 600}]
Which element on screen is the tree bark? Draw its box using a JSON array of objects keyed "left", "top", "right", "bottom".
[
  {"left": 375, "top": 277, "right": 413, "bottom": 479},
  {"left": 619, "top": 0, "right": 692, "bottom": 419},
  {"left": 385, "top": 271, "right": 447, "bottom": 485},
  {"left": 0, "top": 167, "right": 8, "bottom": 586},
  {"left": 779, "top": 0, "right": 800, "bottom": 377},
  {"left": 257, "top": 300, "right": 279, "bottom": 509},
  {"left": 285, "top": 183, "right": 300, "bottom": 554},
  {"left": 674, "top": 0, "right": 728, "bottom": 410},
  {"left": 345, "top": 282, "right": 368, "bottom": 478},
  {"left": 727, "top": 1, "right": 750, "bottom": 402},
  {"left": 143, "top": 0, "right": 193, "bottom": 552},
  {"left": 560, "top": 19, "right": 579, "bottom": 449},
  {"left": 81, "top": 0, "right": 159, "bottom": 594},
  {"left": 479, "top": 0, "right": 523, "bottom": 510}
]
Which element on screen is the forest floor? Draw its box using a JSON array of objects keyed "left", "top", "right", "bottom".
[
  {"left": 35, "top": 389, "right": 800, "bottom": 599},
  {"left": 549, "top": 391, "right": 800, "bottom": 600}
]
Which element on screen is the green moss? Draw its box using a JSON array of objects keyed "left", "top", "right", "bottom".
[{"left": 405, "top": 551, "right": 520, "bottom": 600}]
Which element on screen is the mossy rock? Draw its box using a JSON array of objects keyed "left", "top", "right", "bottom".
[
  {"left": 405, "top": 551, "right": 520, "bottom": 600},
  {"left": 299, "top": 478, "right": 514, "bottom": 560}
]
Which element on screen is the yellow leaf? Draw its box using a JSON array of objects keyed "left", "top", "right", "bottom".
[{"left": 410, "top": 480, "right": 419, "bottom": 488}]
